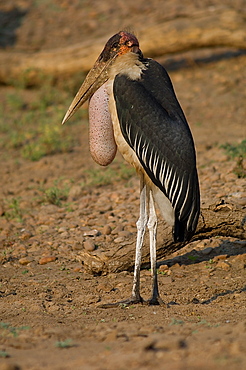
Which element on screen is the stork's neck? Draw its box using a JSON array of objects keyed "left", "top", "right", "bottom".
[{"left": 109, "top": 52, "right": 146, "bottom": 81}]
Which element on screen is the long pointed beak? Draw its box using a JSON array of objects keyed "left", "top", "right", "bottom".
[{"left": 62, "top": 56, "right": 115, "bottom": 125}]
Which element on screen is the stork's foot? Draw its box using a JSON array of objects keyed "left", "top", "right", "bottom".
[
  {"left": 146, "top": 295, "right": 165, "bottom": 306},
  {"left": 98, "top": 295, "right": 144, "bottom": 309}
]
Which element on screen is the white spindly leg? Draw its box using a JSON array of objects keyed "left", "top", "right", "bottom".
[
  {"left": 131, "top": 173, "right": 148, "bottom": 302},
  {"left": 148, "top": 190, "right": 163, "bottom": 305}
]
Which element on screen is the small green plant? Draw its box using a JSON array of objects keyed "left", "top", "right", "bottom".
[
  {"left": 233, "top": 156, "right": 246, "bottom": 179},
  {"left": 221, "top": 140, "right": 246, "bottom": 159},
  {"left": 0, "top": 350, "right": 10, "bottom": 358},
  {"left": 187, "top": 255, "right": 199, "bottom": 261},
  {"left": 0, "top": 322, "right": 30, "bottom": 338},
  {"left": 55, "top": 339, "right": 73, "bottom": 348},
  {"left": 221, "top": 140, "right": 246, "bottom": 178},
  {"left": 205, "top": 259, "right": 215, "bottom": 269},
  {"left": 4, "top": 197, "right": 23, "bottom": 222},
  {"left": 44, "top": 180, "right": 70, "bottom": 206},
  {"left": 169, "top": 318, "right": 184, "bottom": 326}
]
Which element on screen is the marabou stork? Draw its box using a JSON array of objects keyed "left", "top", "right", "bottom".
[{"left": 62, "top": 31, "right": 200, "bottom": 305}]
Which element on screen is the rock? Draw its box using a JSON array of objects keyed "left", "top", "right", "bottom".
[
  {"left": 73, "top": 266, "right": 83, "bottom": 272},
  {"left": 216, "top": 261, "right": 231, "bottom": 271},
  {"left": 111, "top": 225, "right": 124, "bottom": 235},
  {"left": 213, "top": 254, "right": 228, "bottom": 262},
  {"left": 68, "top": 185, "right": 82, "bottom": 200},
  {"left": 83, "top": 229, "right": 100, "bottom": 237},
  {"left": 84, "top": 239, "right": 96, "bottom": 251},
  {"left": 114, "top": 236, "right": 125, "bottom": 243},
  {"left": 39, "top": 256, "right": 56, "bottom": 265},
  {"left": 58, "top": 227, "right": 67, "bottom": 233},
  {"left": 102, "top": 225, "right": 112, "bottom": 235},
  {"left": 18, "top": 257, "right": 32, "bottom": 265},
  {"left": 118, "top": 230, "right": 131, "bottom": 238},
  {"left": 159, "top": 264, "right": 169, "bottom": 271},
  {"left": 200, "top": 247, "right": 213, "bottom": 255},
  {"left": 19, "top": 231, "right": 32, "bottom": 240}
]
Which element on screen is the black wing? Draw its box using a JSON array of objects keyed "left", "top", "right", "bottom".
[{"left": 113, "top": 58, "right": 200, "bottom": 242}]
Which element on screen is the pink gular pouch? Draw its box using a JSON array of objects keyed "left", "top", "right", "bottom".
[{"left": 88, "top": 82, "right": 117, "bottom": 166}]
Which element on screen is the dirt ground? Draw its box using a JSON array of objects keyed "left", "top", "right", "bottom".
[{"left": 0, "top": 1, "right": 246, "bottom": 370}]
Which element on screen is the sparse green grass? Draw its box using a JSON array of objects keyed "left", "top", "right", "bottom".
[
  {"left": 221, "top": 140, "right": 246, "bottom": 178},
  {"left": 44, "top": 179, "right": 70, "bottom": 206},
  {"left": 0, "top": 81, "right": 87, "bottom": 161},
  {"left": 81, "top": 162, "right": 135, "bottom": 188},
  {"left": 55, "top": 339, "right": 74, "bottom": 348},
  {"left": 0, "top": 350, "right": 10, "bottom": 358},
  {"left": 221, "top": 140, "right": 246, "bottom": 159},
  {"left": 169, "top": 318, "right": 184, "bottom": 326},
  {"left": 4, "top": 197, "right": 23, "bottom": 222},
  {"left": 0, "top": 322, "right": 30, "bottom": 338}
]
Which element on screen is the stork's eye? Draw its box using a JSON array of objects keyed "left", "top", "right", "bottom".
[{"left": 112, "top": 42, "right": 118, "bottom": 49}]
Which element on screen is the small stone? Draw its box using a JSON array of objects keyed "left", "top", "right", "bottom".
[
  {"left": 118, "top": 230, "right": 131, "bottom": 238},
  {"left": 58, "top": 227, "right": 67, "bottom": 233},
  {"left": 73, "top": 266, "right": 82, "bottom": 272},
  {"left": 213, "top": 254, "right": 228, "bottom": 262},
  {"left": 102, "top": 225, "right": 112, "bottom": 235},
  {"left": 216, "top": 261, "right": 231, "bottom": 271},
  {"left": 234, "top": 197, "right": 246, "bottom": 206},
  {"left": 159, "top": 264, "right": 169, "bottom": 271},
  {"left": 170, "top": 263, "right": 181, "bottom": 270},
  {"left": 105, "top": 235, "right": 113, "bottom": 242},
  {"left": 114, "top": 236, "right": 125, "bottom": 243},
  {"left": 68, "top": 185, "right": 82, "bottom": 200},
  {"left": 19, "top": 257, "right": 32, "bottom": 265},
  {"left": 83, "top": 229, "right": 100, "bottom": 237},
  {"left": 111, "top": 225, "right": 124, "bottom": 235},
  {"left": 19, "top": 231, "right": 32, "bottom": 240},
  {"left": 39, "top": 256, "right": 56, "bottom": 265},
  {"left": 84, "top": 239, "right": 96, "bottom": 251},
  {"left": 71, "top": 242, "right": 83, "bottom": 251},
  {"left": 200, "top": 247, "right": 213, "bottom": 255}
]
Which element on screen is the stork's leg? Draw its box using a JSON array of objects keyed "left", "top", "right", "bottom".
[
  {"left": 147, "top": 190, "right": 164, "bottom": 305},
  {"left": 130, "top": 173, "right": 148, "bottom": 303},
  {"left": 98, "top": 173, "right": 148, "bottom": 308}
]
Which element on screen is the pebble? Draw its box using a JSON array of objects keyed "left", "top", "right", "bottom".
[
  {"left": 39, "top": 256, "right": 56, "bottom": 265},
  {"left": 83, "top": 239, "right": 96, "bottom": 251},
  {"left": 105, "top": 235, "right": 113, "bottom": 243},
  {"left": 37, "top": 225, "right": 50, "bottom": 233},
  {"left": 73, "top": 266, "right": 83, "bottom": 272},
  {"left": 111, "top": 225, "right": 124, "bottom": 235},
  {"left": 114, "top": 236, "right": 125, "bottom": 243},
  {"left": 83, "top": 229, "right": 100, "bottom": 237},
  {"left": 71, "top": 242, "right": 83, "bottom": 251},
  {"left": 213, "top": 254, "right": 228, "bottom": 261},
  {"left": 118, "top": 230, "right": 131, "bottom": 238},
  {"left": 200, "top": 247, "right": 213, "bottom": 255},
  {"left": 159, "top": 264, "right": 169, "bottom": 271},
  {"left": 102, "top": 225, "right": 112, "bottom": 235},
  {"left": 68, "top": 185, "right": 82, "bottom": 200},
  {"left": 18, "top": 257, "right": 32, "bottom": 265},
  {"left": 19, "top": 231, "right": 32, "bottom": 240},
  {"left": 216, "top": 261, "right": 231, "bottom": 271},
  {"left": 58, "top": 227, "right": 67, "bottom": 233}
]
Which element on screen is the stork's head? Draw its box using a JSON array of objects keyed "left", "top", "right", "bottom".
[{"left": 62, "top": 31, "right": 141, "bottom": 124}]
